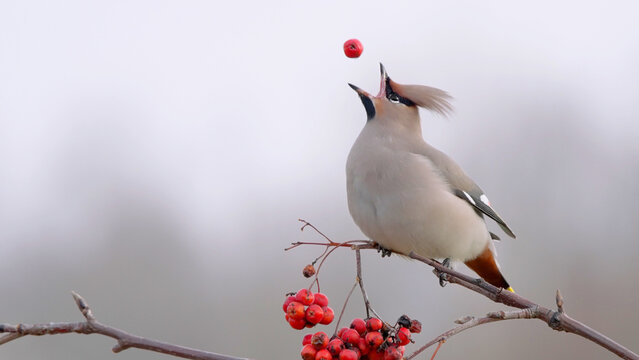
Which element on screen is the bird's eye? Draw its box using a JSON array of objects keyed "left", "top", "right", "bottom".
[{"left": 388, "top": 94, "right": 400, "bottom": 103}]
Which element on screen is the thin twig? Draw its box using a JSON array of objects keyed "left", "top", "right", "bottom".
[
  {"left": 556, "top": 289, "right": 565, "bottom": 313},
  {"left": 408, "top": 308, "right": 537, "bottom": 359},
  {"left": 333, "top": 279, "right": 359, "bottom": 337},
  {"left": 430, "top": 340, "right": 444, "bottom": 360},
  {"left": 355, "top": 248, "right": 371, "bottom": 318},
  {"left": 0, "top": 334, "right": 23, "bottom": 346},
  {"left": 298, "top": 219, "right": 336, "bottom": 244},
  {"left": 0, "top": 293, "right": 252, "bottom": 360}
]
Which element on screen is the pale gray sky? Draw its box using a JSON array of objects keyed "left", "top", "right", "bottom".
[{"left": 1, "top": 1, "right": 638, "bottom": 359}]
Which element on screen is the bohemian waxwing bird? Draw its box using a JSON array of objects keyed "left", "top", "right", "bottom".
[{"left": 346, "top": 64, "right": 515, "bottom": 292}]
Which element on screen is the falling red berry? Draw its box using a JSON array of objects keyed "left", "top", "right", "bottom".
[{"left": 343, "top": 39, "right": 363, "bottom": 58}]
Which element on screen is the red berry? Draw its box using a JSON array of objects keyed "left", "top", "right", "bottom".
[
  {"left": 313, "top": 293, "right": 329, "bottom": 307},
  {"left": 365, "top": 331, "right": 384, "bottom": 349},
  {"left": 311, "top": 331, "right": 329, "bottom": 350},
  {"left": 303, "top": 333, "right": 313, "bottom": 345},
  {"left": 283, "top": 295, "right": 296, "bottom": 313},
  {"left": 340, "top": 328, "right": 360, "bottom": 345},
  {"left": 409, "top": 319, "right": 422, "bottom": 334},
  {"left": 327, "top": 338, "right": 345, "bottom": 357},
  {"left": 306, "top": 304, "right": 325, "bottom": 324},
  {"left": 296, "top": 289, "right": 315, "bottom": 306},
  {"left": 366, "top": 318, "right": 383, "bottom": 332},
  {"left": 320, "top": 306, "right": 334, "bottom": 325},
  {"left": 289, "top": 316, "right": 307, "bottom": 330},
  {"left": 398, "top": 346, "right": 405, "bottom": 356},
  {"left": 367, "top": 349, "right": 384, "bottom": 360},
  {"left": 357, "top": 338, "right": 370, "bottom": 356},
  {"left": 301, "top": 344, "right": 317, "bottom": 360},
  {"left": 339, "top": 349, "right": 358, "bottom": 360},
  {"left": 343, "top": 39, "right": 363, "bottom": 58},
  {"left": 287, "top": 302, "right": 306, "bottom": 320},
  {"left": 350, "top": 318, "right": 366, "bottom": 335},
  {"left": 396, "top": 327, "right": 411, "bottom": 346},
  {"left": 337, "top": 327, "right": 349, "bottom": 339},
  {"left": 383, "top": 346, "right": 402, "bottom": 360},
  {"left": 316, "top": 349, "right": 333, "bottom": 360}
]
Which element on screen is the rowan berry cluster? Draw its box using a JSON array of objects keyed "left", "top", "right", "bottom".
[
  {"left": 283, "top": 289, "right": 335, "bottom": 329},
  {"left": 299, "top": 315, "right": 422, "bottom": 360}
]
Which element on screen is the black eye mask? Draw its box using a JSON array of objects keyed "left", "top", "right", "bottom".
[{"left": 385, "top": 78, "right": 415, "bottom": 106}]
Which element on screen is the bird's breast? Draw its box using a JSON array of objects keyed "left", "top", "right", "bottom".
[{"left": 346, "top": 133, "right": 489, "bottom": 260}]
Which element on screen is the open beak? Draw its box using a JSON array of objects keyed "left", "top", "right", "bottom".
[
  {"left": 348, "top": 83, "right": 371, "bottom": 99},
  {"left": 348, "top": 63, "right": 389, "bottom": 99}
]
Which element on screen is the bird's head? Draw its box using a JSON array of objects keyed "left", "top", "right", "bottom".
[{"left": 349, "top": 64, "right": 452, "bottom": 125}]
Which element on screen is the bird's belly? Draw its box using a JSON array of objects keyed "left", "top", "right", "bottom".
[{"left": 347, "top": 154, "right": 488, "bottom": 261}]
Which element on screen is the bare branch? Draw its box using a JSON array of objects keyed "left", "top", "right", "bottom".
[
  {"left": 0, "top": 293, "right": 252, "bottom": 360},
  {"left": 2, "top": 223, "right": 638, "bottom": 360},
  {"left": 0, "top": 334, "right": 23, "bottom": 346},
  {"left": 556, "top": 289, "right": 565, "bottom": 314},
  {"left": 407, "top": 251, "right": 639, "bottom": 360}
]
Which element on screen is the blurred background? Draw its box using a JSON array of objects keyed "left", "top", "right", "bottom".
[{"left": 1, "top": 1, "right": 638, "bottom": 359}]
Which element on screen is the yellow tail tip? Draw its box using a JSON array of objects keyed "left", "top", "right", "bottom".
[{"left": 506, "top": 287, "right": 515, "bottom": 293}]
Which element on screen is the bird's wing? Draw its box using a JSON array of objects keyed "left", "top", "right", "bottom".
[
  {"left": 418, "top": 143, "right": 516, "bottom": 239},
  {"left": 453, "top": 188, "right": 516, "bottom": 238}
]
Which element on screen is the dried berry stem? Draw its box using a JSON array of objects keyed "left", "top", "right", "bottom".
[{"left": 333, "top": 280, "right": 359, "bottom": 337}]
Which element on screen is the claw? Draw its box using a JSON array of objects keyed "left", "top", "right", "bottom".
[
  {"left": 438, "top": 258, "right": 452, "bottom": 287},
  {"left": 374, "top": 243, "right": 393, "bottom": 258}
]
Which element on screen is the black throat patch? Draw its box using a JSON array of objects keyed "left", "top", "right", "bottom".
[{"left": 359, "top": 94, "right": 376, "bottom": 121}]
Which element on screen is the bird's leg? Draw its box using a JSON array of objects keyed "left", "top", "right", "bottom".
[
  {"left": 438, "top": 258, "right": 452, "bottom": 287},
  {"left": 374, "top": 243, "right": 393, "bottom": 258}
]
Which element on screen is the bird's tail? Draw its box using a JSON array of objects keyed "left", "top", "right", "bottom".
[{"left": 464, "top": 244, "right": 514, "bottom": 293}]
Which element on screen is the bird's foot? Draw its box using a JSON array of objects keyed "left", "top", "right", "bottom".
[
  {"left": 438, "top": 258, "right": 452, "bottom": 287},
  {"left": 374, "top": 243, "right": 393, "bottom": 258}
]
